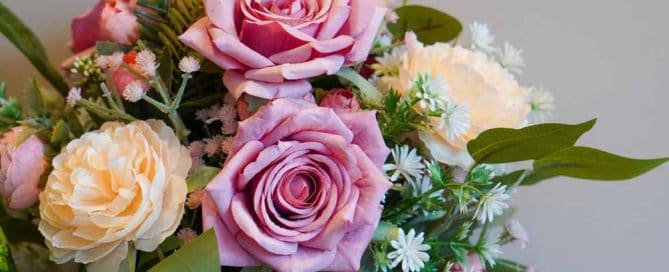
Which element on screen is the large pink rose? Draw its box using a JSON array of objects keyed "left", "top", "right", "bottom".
[
  {"left": 179, "top": 0, "right": 386, "bottom": 100},
  {"left": 0, "top": 127, "right": 48, "bottom": 210},
  {"left": 70, "top": 0, "right": 139, "bottom": 53},
  {"left": 202, "top": 99, "right": 391, "bottom": 271}
]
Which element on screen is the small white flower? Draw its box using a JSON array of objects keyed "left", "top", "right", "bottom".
[
  {"left": 474, "top": 183, "right": 510, "bottom": 223},
  {"left": 470, "top": 22, "right": 495, "bottom": 53},
  {"left": 388, "top": 229, "right": 431, "bottom": 272},
  {"left": 122, "top": 80, "right": 146, "bottom": 102},
  {"left": 384, "top": 145, "right": 425, "bottom": 182},
  {"left": 479, "top": 236, "right": 503, "bottom": 266},
  {"left": 437, "top": 103, "right": 470, "bottom": 140},
  {"left": 410, "top": 175, "right": 443, "bottom": 199},
  {"left": 498, "top": 42, "right": 525, "bottom": 74},
  {"left": 176, "top": 228, "right": 198, "bottom": 244},
  {"left": 505, "top": 220, "right": 529, "bottom": 249},
  {"left": 375, "top": 33, "right": 394, "bottom": 48},
  {"left": 371, "top": 47, "right": 406, "bottom": 77},
  {"left": 136, "top": 49, "right": 159, "bottom": 77},
  {"left": 108, "top": 51, "right": 125, "bottom": 69},
  {"left": 414, "top": 75, "right": 448, "bottom": 112},
  {"left": 178, "top": 56, "right": 201, "bottom": 73},
  {"left": 95, "top": 55, "right": 111, "bottom": 69},
  {"left": 527, "top": 87, "right": 556, "bottom": 123},
  {"left": 66, "top": 87, "right": 82, "bottom": 106}
]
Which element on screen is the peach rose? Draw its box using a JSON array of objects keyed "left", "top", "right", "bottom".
[
  {"left": 0, "top": 127, "right": 48, "bottom": 210},
  {"left": 179, "top": 0, "right": 386, "bottom": 100}
]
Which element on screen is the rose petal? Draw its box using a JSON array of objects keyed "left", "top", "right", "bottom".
[
  {"left": 223, "top": 70, "right": 313, "bottom": 100},
  {"left": 209, "top": 27, "right": 275, "bottom": 69},
  {"left": 301, "top": 188, "right": 358, "bottom": 250},
  {"left": 245, "top": 55, "right": 345, "bottom": 83},
  {"left": 205, "top": 0, "right": 241, "bottom": 35},
  {"left": 316, "top": 1, "right": 351, "bottom": 40},
  {"left": 350, "top": 145, "right": 392, "bottom": 229},
  {"left": 70, "top": 0, "right": 105, "bottom": 53},
  {"left": 239, "top": 20, "right": 314, "bottom": 57},
  {"left": 237, "top": 234, "right": 336, "bottom": 272},
  {"left": 337, "top": 111, "right": 390, "bottom": 168},
  {"left": 269, "top": 36, "right": 354, "bottom": 64},
  {"left": 325, "top": 207, "right": 383, "bottom": 271},
  {"left": 346, "top": 7, "right": 386, "bottom": 64},
  {"left": 179, "top": 18, "right": 244, "bottom": 70}
]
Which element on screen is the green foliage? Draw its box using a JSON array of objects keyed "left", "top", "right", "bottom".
[
  {"left": 522, "top": 147, "right": 669, "bottom": 185},
  {"left": 0, "top": 225, "right": 16, "bottom": 272},
  {"left": 23, "top": 79, "right": 65, "bottom": 118},
  {"left": 0, "top": 83, "right": 23, "bottom": 133},
  {"left": 0, "top": 2, "right": 68, "bottom": 94},
  {"left": 186, "top": 166, "right": 220, "bottom": 193},
  {"left": 490, "top": 259, "right": 528, "bottom": 272},
  {"left": 148, "top": 229, "right": 219, "bottom": 272},
  {"left": 467, "top": 119, "right": 596, "bottom": 164},
  {"left": 387, "top": 5, "right": 463, "bottom": 45},
  {"left": 336, "top": 68, "right": 383, "bottom": 103}
]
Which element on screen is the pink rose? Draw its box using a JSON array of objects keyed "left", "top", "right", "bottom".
[
  {"left": 0, "top": 127, "right": 48, "bottom": 210},
  {"left": 319, "top": 89, "right": 361, "bottom": 113},
  {"left": 70, "top": 0, "right": 139, "bottom": 53},
  {"left": 179, "top": 0, "right": 386, "bottom": 100},
  {"left": 202, "top": 99, "right": 391, "bottom": 271}
]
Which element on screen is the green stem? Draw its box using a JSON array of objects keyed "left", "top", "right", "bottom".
[
  {"left": 170, "top": 74, "right": 192, "bottom": 109},
  {"left": 100, "top": 83, "right": 122, "bottom": 113},
  {"left": 78, "top": 99, "right": 137, "bottom": 121},
  {"left": 156, "top": 247, "right": 165, "bottom": 261},
  {"left": 103, "top": 72, "right": 126, "bottom": 113},
  {"left": 168, "top": 110, "right": 190, "bottom": 142},
  {"left": 142, "top": 94, "right": 172, "bottom": 113}
]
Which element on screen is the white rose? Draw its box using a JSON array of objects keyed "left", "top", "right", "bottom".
[{"left": 38, "top": 120, "right": 191, "bottom": 271}]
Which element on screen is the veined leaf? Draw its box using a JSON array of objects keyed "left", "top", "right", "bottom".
[
  {"left": 387, "top": 5, "right": 463, "bottom": 45},
  {"left": 0, "top": 2, "right": 68, "bottom": 94},
  {"left": 187, "top": 166, "right": 220, "bottom": 193},
  {"left": 522, "top": 147, "right": 669, "bottom": 185},
  {"left": 467, "top": 120, "right": 596, "bottom": 164},
  {"left": 148, "top": 229, "right": 219, "bottom": 272}
]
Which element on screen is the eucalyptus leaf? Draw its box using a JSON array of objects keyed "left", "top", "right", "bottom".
[
  {"left": 0, "top": 2, "right": 68, "bottom": 94},
  {"left": 336, "top": 68, "right": 382, "bottom": 104},
  {"left": 522, "top": 147, "right": 669, "bottom": 185},
  {"left": 468, "top": 119, "right": 596, "bottom": 164},
  {"left": 491, "top": 170, "right": 528, "bottom": 187},
  {"left": 148, "top": 229, "right": 219, "bottom": 272},
  {"left": 187, "top": 166, "right": 220, "bottom": 193},
  {"left": 0, "top": 225, "right": 16, "bottom": 272},
  {"left": 387, "top": 5, "right": 462, "bottom": 45}
]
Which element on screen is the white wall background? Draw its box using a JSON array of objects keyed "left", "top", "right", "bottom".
[{"left": 1, "top": 0, "right": 668, "bottom": 271}]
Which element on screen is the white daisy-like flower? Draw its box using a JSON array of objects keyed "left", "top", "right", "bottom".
[
  {"left": 414, "top": 75, "right": 448, "bottom": 112},
  {"left": 505, "top": 220, "right": 530, "bottom": 249},
  {"left": 527, "top": 87, "right": 556, "bottom": 123},
  {"left": 384, "top": 145, "right": 425, "bottom": 182},
  {"left": 410, "top": 175, "right": 444, "bottom": 199},
  {"left": 387, "top": 229, "right": 431, "bottom": 272},
  {"left": 178, "top": 56, "right": 201, "bottom": 73},
  {"left": 108, "top": 51, "right": 125, "bottom": 69},
  {"left": 176, "top": 228, "right": 198, "bottom": 244},
  {"left": 136, "top": 49, "right": 159, "bottom": 77},
  {"left": 498, "top": 42, "right": 525, "bottom": 74},
  {"left": 479, "top": 236, "right": 503, "bottom": 266},
  {"left": 474, "top": 183, "right": 510, "bottom": 223},
  {"left": 371, "top": 47, "right": 406, "bottom": 77},
  {"left": 122, "top": 80, "right": 146, "bottom": 102},
  {"left": 470, "top": 22, "right": 495, "bottom": 53},
  {"left": 66, "top": 87, "right": 82, "bottom": 106},
  {"left": 437, "top": 103, "right": 470, "bottom": 140}
]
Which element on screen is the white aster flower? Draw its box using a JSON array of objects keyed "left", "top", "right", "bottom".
[
  {"left": 527, "top": 87, "right": 556, "bottom": 123},
  {"left": 136, "top": 49, "right": 159, "bottom": 77},
  {"left": 479, "top": 236, "right": 503, "bottom": 266},
  {"left": 372, "top": 47, "right": 406, "bottom": 78},
  {"left": 384, "top": 145, "right": 425, "bottom": 182},
  {"left": 498, "top": 42, "right": 525, "bottom": 74},
  {"left": 505, "top": 220, "right": 530, "bottom": 249},
  {"left": 108, "top": 51, "right": 125, "bottom": 69},
  {"left": 178, "top": 56, "right": 201, "bottom": 73},
  {"left": 66, "top": 87, "right": 82, "bottom": 106},
  {"left": 470, "top": 22, "right": 495, "bottom": 53},
  {"left": 123, "top": 80, "right": 146, "bottom": 102},
  {"left": 474, "top": 183, "right": 510, "bottom": 223},
  {"left": 410, "top": 175, "right": 444, "bottom": 199},
  {"left": 437, "top": 103, "right": 470, "bottom": 140},
  {"left": 387, "top": 229, "right": 431, "bottom": 272},
  {"left": 414, "top": 74, "right": 448, "bottom": 112}
]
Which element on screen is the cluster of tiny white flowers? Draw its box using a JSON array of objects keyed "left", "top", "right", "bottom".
[
  {"left": 498, "top": 42, "right": 525, "bottom": 74},
  {"left": 470, "top": 22, "right": 526, "bottom": 75},
  {"left": 122, "top": 80, "right": 146, "bottom": 102},
  {"left": 176, "top": 228, "right": 198, "bottom": 244},
  {"left": 66, "top": 87, "right": 82, "bottom": 107},
  {"left": 136, "top": 49, "right": 159, "bottom": 77},
  {"left": 95, "top": 51, "right": 124, "bottom": 70},
  {"left": 479, "top": 235, "right": 503, "bottom": 266},
  {"left": 178, "top": 56, "right": 201, "bottom": 73},
  {"left": 371, "top": 47, "right": 406, "bottom": 77},
  {"left": 384, "top": 145, "right": 425, "bottom": 182}
]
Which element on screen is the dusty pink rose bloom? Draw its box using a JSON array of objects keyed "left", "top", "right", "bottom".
[
  {"left": 0, "top": 128, "right": 48, "bottom": 210},
  {"left": 319, "top": 89, "right": 361, "bottom": 113},
  {"left": 179, "top": 0, "right": 387, "bottom": 100},
  {"left": 70, "top": 0, "right": 139, "bottom": 53},
  {"left": 450, "top": 253, "right": 486, "bottom": 272},
  {"left": 202, "top": 99, "right": 391, "bottom": 271}
]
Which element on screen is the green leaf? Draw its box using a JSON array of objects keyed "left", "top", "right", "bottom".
[
  {"left": 522, "top": 147, "right": 669, "bottom": 185},
  {"left": 387, "top": 5, "right": 463, "bottom": 45},
  {"left": 0, "top": 217, "right": 44, "bottom": 246},
  {"left": 24, "top": 79, "right": 44, "bottom": 115},
  {"left": 491, "top": 170, "right": 528, "bottom": 187},
  {"left": 187, "top": 166, "right": 220, "bottom": 193},
  {"left": 490, "top": 259, "right": 528, "bottom": 272},
  {"left": 137, "top": 236, "right": 181, "bottom": 270},
  {"left": 96, "top": 41, "right": 129, "bottom": 56},
  {"left": 372, "top": 221, "right": 398, "bottom": 242},
  {"left": 50, "top": 120, "right": 71, "bottom": 145},
  {"left": 468, "top": 119, "right": 597, "bottom": 164},
  {"left": 148, "top": 229, "right": 219, "bottom": 272},
  {"left": 23, "top": 79, "right": 65, "bottom": 117},
  {"left": 0, "top": 2, "right": 68, "bottom": 94},
  {"left": 0, "top": 225, "right": 16, "bottom": 272},
  {"left": 336, "top": 68, "right": 382, "bottom": 104}
]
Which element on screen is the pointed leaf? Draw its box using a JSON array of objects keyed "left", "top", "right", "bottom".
[
  {"left": 24, "top": 79, "right": 44, "bottom": 115},
  {"left": 468, "top": 119, "right": 597, "bottom": 164},
  {"left": 387, "top": 5, "right": 463, "bottom": 45},
  {"left": 50, "top": 120, "right": 71, "bottom": 145},
  {"left": 148, "top": 229, "right": 219, "bottom": 272},
  {"left": 336, "top": 68, "right": 382, "bottom": 103},
  {"left": 0, "top": 225, "right": 16, "bottom": 272},
  {"left": 187, "top": 166, "right": 220, "bottom": 193},
  {"left": 522, "top": 147, "right": 669, "bottom": 185}
]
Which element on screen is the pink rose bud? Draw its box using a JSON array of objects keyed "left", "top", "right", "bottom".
[
  {"left": 70, "top": 0, "right": 139, "bottom": 53},
  {"left": 0, "top": 127, "right": 48, "bottom": 210},
  {"left": 319, "top": 89, "right": 362, "bottom": 113}
]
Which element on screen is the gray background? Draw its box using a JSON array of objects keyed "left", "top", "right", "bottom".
[{"left": 1, "top": 0, "right": 667, "bottom": 271}]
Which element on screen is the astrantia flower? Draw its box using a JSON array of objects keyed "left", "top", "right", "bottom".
[
  {"left": 136, "top": 50, "right": 159, "bottom": 77},
  {"left": 437, "top": 103, "right": 470, "bottom": 140},
  {"left": 384, "top": 145, "right": 425, "bottom": 182},
  {"left": 177, "top": 228, "right": 198, "bottom": 244},
  {"left": 188, "top": 141, "right": 206, "bottom": 170},
  {"left": 66, "top": 87, "right": 82, "bottom": 106},
  {"left": 204, "top": 135, "right": 224, "bottom": 157},
  {"left": 470, "top": 22, "right": 495, "bottom": 53},
  {"left": 528, "top": 87, "right": 556, "bottom": 123},
  {"left": 387, "top": 229, "right": 431, "bottom": 272},
  {"left": 123, "top": 80, "right": 146, "bottom": 102},
  {"left": 474, "top": 183, "right": 511, "bottom": 223},
  {"left": 498, "top": 42, "right": 525, "bottom": 74},
  {"left": 178, "top": 56, "right": 200, "bottom": 73},
  {"left": 505, "top": 220, "right": 530, "bottom": 249}
]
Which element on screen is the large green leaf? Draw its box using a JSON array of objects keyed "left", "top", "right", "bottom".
[
  {"left": 0, "top": 225, "right": 16, "bottom": 272},
  {"left": 522, "top": 147, "right": 669, "bottom": 185},
  {"left": 387, "top": 5, "right": 462, "bottom": 45},
  {"left": 0, "top": 2, "right": 68, "bottom": 94},
  {"left": 187, "top": 166, "right": 220, "bottom": 193},
  {"left": 148, "top": 229, "right": 219, "bottom": 272},
  {"left": 336, "top": 68, "right": 382, "bottom": 104},
  {"left": 467, "top": 120, "right": 596, "bottom": 164}
]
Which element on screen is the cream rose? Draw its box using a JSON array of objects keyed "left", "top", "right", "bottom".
[
  {"left": 378, "top": 33, "right": 531, "bottom": 168},
  {"left": 38, "top": 120, "right": 191, "bottom": 271}
]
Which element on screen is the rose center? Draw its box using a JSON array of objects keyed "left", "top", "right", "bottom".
[
  {"left": 286, "top": 173, "right": 317, "bottom": 203},
  {"left": 252, "top": 0, "right": 309, "bottom": 18}
]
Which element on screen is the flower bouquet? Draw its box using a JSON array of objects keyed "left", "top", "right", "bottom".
[{"left": 0, "top": 1, "right": 666, "bottom": 272}]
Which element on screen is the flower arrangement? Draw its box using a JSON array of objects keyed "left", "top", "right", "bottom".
[{"left": 0, "top": 1, "right": 666, "bottom": 272}]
